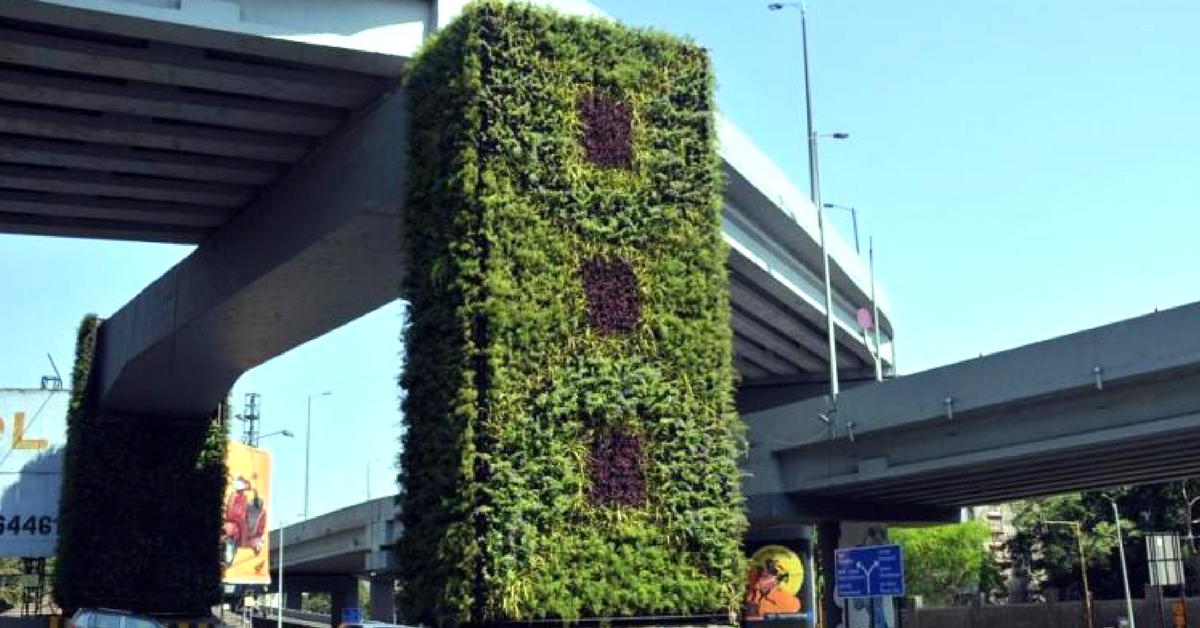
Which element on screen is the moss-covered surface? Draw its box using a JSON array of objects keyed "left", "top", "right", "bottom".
[
  {"left": 54, "top": 314, "right": 227, "bottom": 615},
  {"left": 397, "top": 3, "right": 745, "bottom": 625}
]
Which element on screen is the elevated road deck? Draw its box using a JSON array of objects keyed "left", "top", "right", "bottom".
[{"left": 742, "top": 300, "right": 1200, "bottom": 522}]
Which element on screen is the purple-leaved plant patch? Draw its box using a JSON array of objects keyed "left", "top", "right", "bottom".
[
  {"left": 588, "top": 430, "right": 645, "bottom": 507},
  {"left": 578, "top": 90, "right": 633, "bottom": 169},
  {"left": 581, "top": 257, "right": 640, "bottom": 333}
]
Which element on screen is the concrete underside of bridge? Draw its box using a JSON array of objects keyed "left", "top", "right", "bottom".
[
  {"left": 0, "top": 1, "right": 893, "bottom": 422},
  {"left": 741, "top": 299, "right": 1200, "bottom": 524}
]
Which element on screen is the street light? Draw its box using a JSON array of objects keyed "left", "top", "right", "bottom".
[
  {"left": 303, "top": 391, "right": 332, "bottom": 520},
  {"left": 1044, "top": 520, "right": 1094, "bottom": 628},
  {"left": 1104, "top": 495, "right": 1137, "bottom": 628},
  {"left": 769, "top": 1, "right": 847, "bottom": 402},
  {"left": 869, "top": 237, "right": 883, "bottom": 381},
  {"left": 276, "top": 517, "right": 285, "bottom": 628},
  {"left": 255, "top": 430, "right": 294, "bottom": 447},
  {"left": 822, "top": 203, "right": 859, "bottom": 254},
  {"left": 366, "top": 457, "right": 384, "bottom": 500}
]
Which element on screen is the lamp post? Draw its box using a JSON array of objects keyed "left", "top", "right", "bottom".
[
  {"left": 869, "top": 237, "right": 883, "bottom": 381},
  {"left": 254, "top": 430, "right": 293, "bottom": 447},
  {"left": 303, "top": 391, "right": 332, "bottom": 520},
  {"left": 366, "top": 457, "right": 383, "bottom": 500},
  {"left": 276, "top": 517, "right": 285, "bottom": 628},
  {"left": 822, "top": 203, "right": 859, "bottom": 255},
  {"left": 768, "top": 1, "right": 847, "bottom": 402},
  {"left": 1045, "top": 520, "right": 1094, "bottom": 628},
  {"left": 1105, "top": 495, "right": 1137, "bottom": 628}
]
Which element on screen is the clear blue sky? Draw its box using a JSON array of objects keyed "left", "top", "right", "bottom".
[{"left": 2, "top": 0, "right": 1199, "bottom": 519}]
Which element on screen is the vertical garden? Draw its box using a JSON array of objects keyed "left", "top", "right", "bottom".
[
  {"left": 397, "top": 2, "right": 746, "bottom": 625},
  {"left": 54, "top": 315, "right": 227, "bottom": 615}
]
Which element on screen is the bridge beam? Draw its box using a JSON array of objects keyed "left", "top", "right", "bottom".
[
  {"left": 746, "top": 300, "right": 1200, "bottom": 509},
  {"left": 96, "top": 89, "right": 407, "bottom": 418}
]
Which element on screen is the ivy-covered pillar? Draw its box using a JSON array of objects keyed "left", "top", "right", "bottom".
[
  {"left": 397, "top": 2, "right": 746, "bottom": 625},
  {"left": 53, "top": 315, "right": 227, "bottom": 615}
]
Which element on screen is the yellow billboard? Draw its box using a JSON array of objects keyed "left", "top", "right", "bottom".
[{"left": 223, "top": 441, "right": 271, "bottom": 584}]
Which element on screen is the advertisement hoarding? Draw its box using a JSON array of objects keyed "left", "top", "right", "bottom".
[
  {"left": 0, "top": 388, "right": 69, "bottom": 558},
  {"left": 223, "top": 441, "right": 272, "bottom": 585},
  {"left": 743, "top": 536, "right": 812, "bottom": 627}
]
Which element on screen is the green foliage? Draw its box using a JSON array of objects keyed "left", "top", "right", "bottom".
[
  {"left": 1007, "top": 494, "right": 1125, "bottom": 598},
  {"left": 54, "top": 314, "right": 228, "bottom": 615},
  {"left": 397, "top": 2, "right": 744, "bottom": 625},
  {"left": 1007, "top": 483, "right": 1200, "bottom": 599},
  {"left": 303, "top": 593, "right": 332, "bottom": 615},
  {"left": 0, "top": 558, "right": 29, "bottom": 611},
  {"left": 891, "top": 522, "right": 992, "bottom": 606}
]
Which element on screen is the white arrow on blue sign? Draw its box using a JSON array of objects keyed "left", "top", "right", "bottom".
[{"left": 835, "top": 544, "right": 905, "bottom": 598}]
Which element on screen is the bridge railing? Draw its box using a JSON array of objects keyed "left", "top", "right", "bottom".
[{"left": 254, "top": 607, "right": 330, "bottom": 627}]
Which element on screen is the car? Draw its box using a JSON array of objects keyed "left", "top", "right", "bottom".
[
  {"left": 337, "top": 621, "right": 420, "bottom": 628},
  {"left": 68, "top": 609, "right": 168, "bottom": 628}
]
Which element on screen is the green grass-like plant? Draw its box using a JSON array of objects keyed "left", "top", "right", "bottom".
[
  {"left": 54, "top": 314, "right": 227, "bottom": 615},
  {"left": 397, "top": 3, "right": 746, "bottom": 625}
]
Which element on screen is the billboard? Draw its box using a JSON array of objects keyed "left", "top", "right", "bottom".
[
  {"left": 744, "top": 544, "right": 805, "bottom": 620},
  {"left": 222, "top": 440, "right": 272, "bottom": 584},
  {"left": 743, "top": 536, "right": 812, "bottom": 628},
  {"left": 0, "top": 388, "right": 69, "bottom": 558}
]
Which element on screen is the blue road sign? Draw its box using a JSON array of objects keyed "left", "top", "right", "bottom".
[
  {"left": 341, "top": 607, "right": 362, "bottom": 624},
  {"left": 835, "top": 544, "right": 905, "bottom": 598}
]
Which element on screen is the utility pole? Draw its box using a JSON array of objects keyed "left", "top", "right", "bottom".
[
  {"left": 869, "top": 237, "right": 883, "bottom": 381},
  {"left": 304, "top": 391, "right": 331, "bottom": 520},
  {"left": 1108, "top": 496, "right": 1136, "bottom": 628},
  {"left": 238, "top": 393, "right": 262, "bottom": 447}
]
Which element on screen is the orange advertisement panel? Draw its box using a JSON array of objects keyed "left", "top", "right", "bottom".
[
  {"left": 223, "top": 441, "right": 271, "bottom": 585},
  {"left": 743, "top": 544, "right": 804, "bottom": 622}
]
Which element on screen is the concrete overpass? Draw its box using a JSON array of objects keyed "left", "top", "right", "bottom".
[
  {"left": 0, "top": 0, "right": 893, "bottom": 421},
  {"left": 16, "top": 0, "right": 1200, "bottom": 566},
  {"left": 741, "top": 299, "right": 1200, "bottom": 523},
  {"left": 268, "top": 497, "right": 400, "bottom": 623}
]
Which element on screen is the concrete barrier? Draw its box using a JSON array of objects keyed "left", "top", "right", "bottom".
[{"left": 899, "top": 595, "right": 1200, "bottom": 628}]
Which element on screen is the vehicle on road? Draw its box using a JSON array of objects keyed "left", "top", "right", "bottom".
[
  {"left": 337, "top": 621, "right": 419, "bottom": 628},
  {"left": 68, "top": 609, "right": 167, "bottom": 628}
]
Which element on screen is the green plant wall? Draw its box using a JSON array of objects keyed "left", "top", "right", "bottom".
[
  {"left": 54, "top": 314, "right": 227, "bottom": 615},
  {"left": 397, "top": 3, "right": 746, "bottom": 624}
]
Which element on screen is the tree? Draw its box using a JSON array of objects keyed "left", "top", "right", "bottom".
[
  {"left": 302, "top": 592, "right": 331, "bottom": 615},
  {"left": 1007, "top": 493, "right": 1126, "bottom": 599},
  {"left": 892, "top": 521, "right": 993, "bottom": 605},
  {"left": 1006, "top": 482, "right": 1200, "bottom": 599}
]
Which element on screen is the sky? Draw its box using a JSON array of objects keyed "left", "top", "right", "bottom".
[{"left": 2, "top": 0, "right": 1200, "bottom": 520}]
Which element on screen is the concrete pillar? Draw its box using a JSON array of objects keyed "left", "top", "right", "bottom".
[
  {"left": 818, "top": 521, "right": 842, "bottom": 628},
  {"left": 368, "top": 576, "right": 396, "bottom": 622},
  {"left": 328, "top": 576, "right": 360, "bottom": 628}
]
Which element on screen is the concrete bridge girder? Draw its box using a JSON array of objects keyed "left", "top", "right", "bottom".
[
  {"left": 98, "top": 89, "right": 409, "bottom": 418},
  {"left": 743, "top": 300, "right": 1200, "bottom": 517}
]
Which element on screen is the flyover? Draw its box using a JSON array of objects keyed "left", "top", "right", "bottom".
[
  {"left": 267, "top": 497, "right": 399, "bottom": 624},
  {"left": 19, "top": 0, "right": 1200, "bottom": 591},
  {"left": 0, "top": 0, "right": 893, "bottom": 421},
  {"left": 741, "top": 299, "right": 1200, "bottom": 522},
  {"left": 0, "top": 0, "right": 886, "bottom": 620}
]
